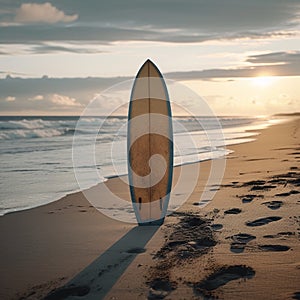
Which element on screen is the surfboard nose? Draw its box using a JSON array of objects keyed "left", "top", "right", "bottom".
[
  {"left": 140, "top": 59, "right": 155, "bottom": 70},
  {"left": 138, "top": 59, "right": 162, "bottom": 78}
]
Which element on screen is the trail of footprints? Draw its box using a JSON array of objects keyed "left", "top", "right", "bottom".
[
  {"left": 147, "top": 168, "right": 299, "bottom": 299},
  {"left": 186, "top": 170, "right": 300, "bottom": 299},
  {"left": 219, "top": 170, "right": 300, "bottom": 255},
  {"left": 189, "top": 169, "right": 299, "bottom": 298},
  {"left": 147, "top": 213, "right": 259, "bottom": 299}
]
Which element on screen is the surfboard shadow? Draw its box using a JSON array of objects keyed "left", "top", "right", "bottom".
[{"left": 44, "top": 225, "right": 159, "bottom": 300}]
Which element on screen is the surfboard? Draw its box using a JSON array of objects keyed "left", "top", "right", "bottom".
[{"left": 127, "top": 59, "right": 173, "bottom": 226}]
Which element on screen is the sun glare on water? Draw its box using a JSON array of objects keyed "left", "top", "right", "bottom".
[{"left": 252, "top": 76, "right": 277, "bottom": 87}]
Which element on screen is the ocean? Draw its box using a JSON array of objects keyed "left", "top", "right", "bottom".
[{"left": 0, "top": 115, "right": 280, "bottom": 216}]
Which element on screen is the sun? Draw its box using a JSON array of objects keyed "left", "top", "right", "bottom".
[{"left": 252, "top": 76, "right": 276, "bottom": 87}]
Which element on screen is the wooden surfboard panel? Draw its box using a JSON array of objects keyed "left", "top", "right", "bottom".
[{"left": 128, "top": 59, "right": 173, "bottom": 225}]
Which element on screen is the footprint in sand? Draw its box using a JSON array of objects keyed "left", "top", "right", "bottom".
[
  {"left": 148, "top": 279, "right": 176, "bottom": 299},
  {"left": 193, "top": 265, "right": 255, "bottom": 296},
  {"left": 211, "top": 224, "right": 223, "bottom": 231},
  {"left": 250, "top": 185, "right": 277, "bottom": 191},
  {"left": 228, "top": 233, "right": 256, "bottom": 253},
  {"left": 224, "top": 208, "right": 242, "bottom": 215},
  {"left": 275, "top": 190, "right": 300, "bottom": 197},
  {"left": 241, "top": 195, "right": 256, "bottom": 203},
  {"left": 263, "top": 231, "right": 295, "bottom": 238},
  {"left": 262, "top": 201, "right": 283, "bottom": 210},
  {"left": 242, "top": 180, "right": 266, "bottom": 186},
  {"left": 237, "top": 194, "right": 264, "bottom": 204},
  {"left": 258, "top": 244, "right": 290, "bottom": 252},
  {"left": 246, "top": 216, "right": 282, "bottom": 227}
]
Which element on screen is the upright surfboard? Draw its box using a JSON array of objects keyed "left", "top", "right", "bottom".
[{"left": 128, "top": 59, "right": 173, "bottom": 225}]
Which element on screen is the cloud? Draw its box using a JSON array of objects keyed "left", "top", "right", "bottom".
[
  {"left": 246, "top": 51, "right": 300, "bottom": 64},
  {"left": 5, "top": 96, "right": 15, "bottom": 102},
  {"left": 14, "top": 2, "right": 78, "bottom": 24},
  {"left": 0, "top": 50, "right": 299, "bottom": 86},
  {"left": 29, "top": 95, "right": 44, "bottom": 101},
  {"left": 0, "top": 0, "right": 298, "bottom": 45},
  {"left": 0, "top": 25, "right": 297, "bottom": 45},
  {"left": 166, "top": 65, "right": 299, "bottom": 80},
  {"left": 166, "top": 51, "right": 300, "bottom": 79},
  {"left": 0, "top": 66, "right": 298, "bottom": 115},
  {"left": 30, "top": 43, "right": 106, "bottom": 54},
  {"left": 0, "top": 76, "right": 127, "bottom": 101},
  {"left": 0, "top": 70, "right": 29, "bottom": 76},
  {"left": 50, "top": 94, "right": 81, "bottom": 107},
  {"left": 0, "top": 43, "right": 106, "bottom": 55}
]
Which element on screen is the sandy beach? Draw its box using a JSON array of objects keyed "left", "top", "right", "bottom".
[{"left": 0, "top": 115, "right": 299, "bottom": 300}]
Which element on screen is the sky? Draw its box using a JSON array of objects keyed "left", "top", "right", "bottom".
[{"left": 0, "top": 0, "right": 299, "bottom": 116}]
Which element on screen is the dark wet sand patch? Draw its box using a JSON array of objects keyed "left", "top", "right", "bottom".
[{"left": 246, "top": 216, "right": 282, "bottom": 227}]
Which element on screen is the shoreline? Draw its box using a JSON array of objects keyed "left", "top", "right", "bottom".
[
  {"left": 0, "top": 115, "right": 287, "bottom": 218},
  {"left": 0, "top": 115, "right": 299, "bottom": 299}
]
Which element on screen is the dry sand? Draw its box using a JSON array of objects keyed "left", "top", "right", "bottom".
[{"left": 0, "top": 116, "right": 299, "bottom": 300}]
